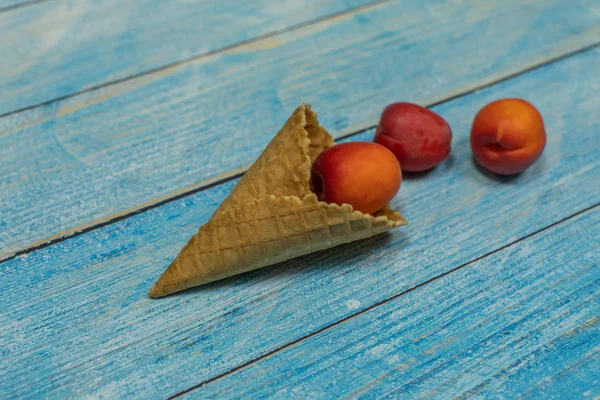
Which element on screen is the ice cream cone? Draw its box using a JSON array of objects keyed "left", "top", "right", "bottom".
[{"left": 149, "top": 104, "right": 407, "bottom": 298}]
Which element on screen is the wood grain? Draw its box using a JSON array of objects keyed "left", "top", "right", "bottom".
[
  {"left": 1, "top": 48, "right": 599, "bottom": 398},
  {"left": 0, "top": 0, "right": 375, "bottom": 115},
  {"left": 192, "top": 208, "right": 600, "bottom": 399},
  {"left": 2, "top": 0, "right": 600, "bottom": 259}
]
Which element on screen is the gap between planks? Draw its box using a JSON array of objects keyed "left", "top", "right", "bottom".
[
  {"left": 169, "top": 202, "right": 600, "bottom": 399},
  {"left": 0, "top": 0, "right": 49, "bottom": 14},
  {"left": 3, "top": 40, "right": 600, "bottom": 266},
  {"left": 0, "top": 0, "right": 393, "bottom": 119}
]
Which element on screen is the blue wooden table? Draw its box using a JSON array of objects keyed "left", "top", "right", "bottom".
[{"left": 1, "top": 0, "right": 599, "bottom": 398}]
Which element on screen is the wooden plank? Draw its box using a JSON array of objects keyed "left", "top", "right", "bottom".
[
  {"left": 192, "top": 208, "right": 600, "bottom": 399},
  {"left": 2, "top": 0, "right": 600, "bottom": 259},
  {"left": 463, "top": 321, "right": 600, "bottom": 399},
  {"left": 1, "top": 48, "right": 599, "bottom": 398},
  {"left": 0, "top": 0, "right": 375, "bottom": 116}
]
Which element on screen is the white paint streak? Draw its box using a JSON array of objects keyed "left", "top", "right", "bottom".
[{"left": 346, "top": 299, "right": 361, "bottom": 310}]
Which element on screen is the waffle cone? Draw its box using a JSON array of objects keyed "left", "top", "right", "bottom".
[{"left": 149, "top": 104, "right": 407, "bottom": 298}]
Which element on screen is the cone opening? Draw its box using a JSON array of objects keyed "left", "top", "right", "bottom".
[
  {"left": 311, "top": 171, "right": 324, "bottom": 199},
  {"left": 300, "top": 106, "right": 406, "bottom": 225},
  {"left": 302, "top": 105, "right": 335, "bottom": 164}
]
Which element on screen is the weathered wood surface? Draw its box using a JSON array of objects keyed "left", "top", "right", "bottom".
[
  {"left": 192, "top": 207, "right": 600, "bottom": 399},
  {"left": 2, "top": 0, "right": 600, "bottom": 259},
  {"left": 1, "top": 46, "right": 599, "bottom": 397},
  {"left": 0, "top": 0, "right": 375, "bottom": 115}
]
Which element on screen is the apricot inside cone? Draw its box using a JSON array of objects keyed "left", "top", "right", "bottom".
[{"left": 310, "top": 142, "right": 402, "bottom": 215}]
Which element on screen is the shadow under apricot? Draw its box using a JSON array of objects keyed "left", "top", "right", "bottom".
[
  {"left": 471, "top": 157, "right": 521, "bottom": 184},
  {"left": 401, "top": 152, "right": 456, "bottom": 180}
]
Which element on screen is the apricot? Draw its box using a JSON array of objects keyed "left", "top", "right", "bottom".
[
  {"left": 311, "top": 142, "right": 401, "bottom": 215},
  {"left": 374, "top": 103, "right": 452, "bottom": 172},
  {"left": 470, "top": 98, "right": 546, "bottom": 175}
]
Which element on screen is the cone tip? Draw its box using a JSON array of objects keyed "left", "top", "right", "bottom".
[
  {"left": 148, "top": 266, "right": 176, "bottom": 298},
  {"left": 148, "top": 283, "right": 167, "bottom": 298},
  {"left": 148, "top": 257, "right": 193, "bottom": 298}
]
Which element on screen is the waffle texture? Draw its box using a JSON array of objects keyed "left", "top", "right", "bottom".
[{"left": 149, "top": 104, "right": 407, "bottom": 297}]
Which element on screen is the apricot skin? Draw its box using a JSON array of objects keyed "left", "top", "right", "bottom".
[
  {"left": 470, "top": 99, "right": 546, "bottom": 175},
  {"left": 311, "top": 142, "right": 401, "bottom": 215},
  {"left": 374, "top": 103, "right": 452, "bottom": 172}
]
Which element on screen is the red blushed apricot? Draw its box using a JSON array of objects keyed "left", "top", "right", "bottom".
[
  {"left": 311, "top": 142, "right": 401, "bottom": 215},
  {"left": 374, "top": 103, "right": 452, "bottom": 172},
  {"left": 470, "top": 98, "right": 546, "bottom": 175}
]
